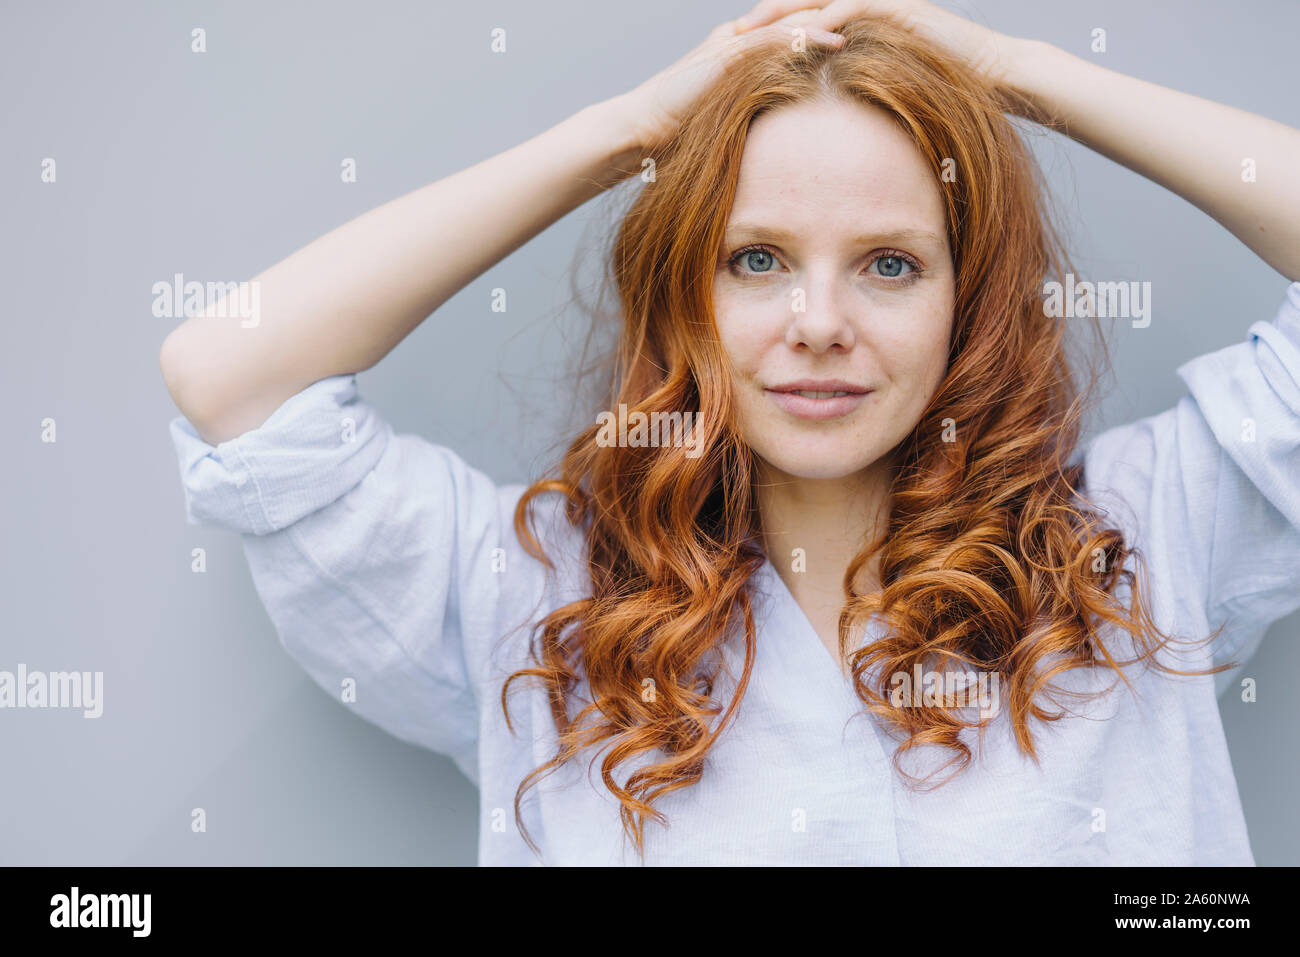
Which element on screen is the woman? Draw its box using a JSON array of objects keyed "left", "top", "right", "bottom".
[{"left": 160, "top": 0, "right": 1300, "bottom": 865}]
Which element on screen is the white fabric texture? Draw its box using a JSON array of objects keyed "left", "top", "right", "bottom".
[{"left": 167, "top": 280, "right": 1300, "bottom": 865}]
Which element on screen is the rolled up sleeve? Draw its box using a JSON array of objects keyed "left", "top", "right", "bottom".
[
  {"left": 164, "top": 373, "right": 559, "bottom": 787},
  {"left": 1084, "top": 281, "right": 1300, "bottom": 682},
  {"left": 169, "top": 374, "right": 391, "bottom": 535}
]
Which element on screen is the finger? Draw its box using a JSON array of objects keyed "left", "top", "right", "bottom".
[
  {"left": 762, "top": 16, "right": 845, "bottom": 41},
  {"left": 709, "top": 14, "right": 843, "bottom": 66},
  {"left": 773, "top": 8, "right": 825, "bottom": 26},
  {"left": 734, "top": 0, "right": 830, "bottom": 33},
  {"left": 799, "top": 0, "right": 890, "bottom": 34},
  {"left": 739, "top": 20, "right": 846, "bottom": 54},
  {"left": 706, "top": 19, "right": 743, "bottom": 41}
]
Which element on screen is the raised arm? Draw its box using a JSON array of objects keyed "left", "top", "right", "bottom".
[
  {"left": 158, "top": 99, "right": 642, "bottom": 446},
  {"left": 996, "top": 39, "right": 1300, "bottom": 282},
  {"left": 158, "top": 15, "right": 846, "bottom": 447},
  {"left": 737, "top": 0, "right": 1300, "bottom": 280}
]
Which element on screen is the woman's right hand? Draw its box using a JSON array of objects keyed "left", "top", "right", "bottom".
[{"left": 618, "top": 11, "right": 845, "bottom": 153}]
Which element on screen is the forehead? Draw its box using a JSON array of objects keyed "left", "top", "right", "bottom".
[{"left": 727, "top": 98, "right": 947, "bottom": 238}]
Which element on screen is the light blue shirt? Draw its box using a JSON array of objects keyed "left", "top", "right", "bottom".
[{"left": 168, "top": 281, "right": 1300, "bottom": 865}]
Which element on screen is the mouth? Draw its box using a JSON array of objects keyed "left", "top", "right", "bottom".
[{"left": 764, "top": 379, "right": 872, "bottom": 420}]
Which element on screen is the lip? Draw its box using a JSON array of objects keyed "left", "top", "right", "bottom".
[{"left": 764, "top": 379, "right": 872, "bottom": 420}]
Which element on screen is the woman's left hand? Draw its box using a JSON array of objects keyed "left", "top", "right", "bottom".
[{"left": 730, "top": 0, "right": 1029, "bottom": 91}]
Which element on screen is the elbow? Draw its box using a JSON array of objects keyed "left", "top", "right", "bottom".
[
  {"left": 159, "top": 327, "right": 203, "bottom": 420},
  {"left": 159, "top": 328, "right": 287, "bottom": 445},
  {"left": 159, "top": 328, "right": 190, "bottom": 410},
  {"left": 159, "top": 328, "right": 227, "bottom": 441}
]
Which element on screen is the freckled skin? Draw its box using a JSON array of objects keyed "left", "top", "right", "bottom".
[
  {"left": 712, "top": 96, "right": 959, "bottom": 659},
  {"left": 712, "top": 97, "right": 957, "bottom": 486}
]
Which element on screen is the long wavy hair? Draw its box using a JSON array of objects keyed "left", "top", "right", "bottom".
[{"left": 501, "top": 14, "right": 1227, "bottom": 861}]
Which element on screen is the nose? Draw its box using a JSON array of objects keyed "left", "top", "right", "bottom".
[{"left": 785, "top": 268, "right": 856, "bottom": 353}]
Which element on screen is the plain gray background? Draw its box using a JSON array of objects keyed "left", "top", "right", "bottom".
[{"left": 2, "top": 0, "right": 1297, "bottom": 865}]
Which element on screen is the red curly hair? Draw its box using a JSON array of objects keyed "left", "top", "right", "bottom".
[{"left": 501, "top": 14, "right": 1227, "bottom": 861}]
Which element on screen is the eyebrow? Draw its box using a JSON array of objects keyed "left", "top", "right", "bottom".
[{"left": 723, "top": 223, "right": 946, "bottom": 247}]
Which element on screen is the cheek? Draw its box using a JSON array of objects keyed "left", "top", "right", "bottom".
[
  {"left": 712, "top": 298, "right": 782, "bottom": 372},
  {"left": 876, "top": 319, "right": 952, "bottom": 399}
]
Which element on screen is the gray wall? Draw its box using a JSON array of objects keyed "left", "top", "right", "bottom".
[{"left": 2, "top": 0, "right": 1296, "bottom": 865}]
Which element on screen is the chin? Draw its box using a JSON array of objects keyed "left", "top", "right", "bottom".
[{"left": 755, "top": 447, "right": 881, "bottom": 482}]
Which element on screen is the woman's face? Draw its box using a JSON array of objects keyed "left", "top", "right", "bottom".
[{"left": 712, "top": 96, "right": 956, "bottom": 483}]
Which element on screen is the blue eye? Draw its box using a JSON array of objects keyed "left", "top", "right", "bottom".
[
  {"left": 874, "top": 255, "right": 909, "bottom": 278},
  {"left": 725, "top": 245, "right": 780, "bottom": 278},
  {"left": 724, "top": 244, "right": 924, "bottom": 284}
]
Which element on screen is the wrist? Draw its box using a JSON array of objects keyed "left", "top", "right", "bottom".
[
  {"left": 996, "top": 38, "right": 1065, "bottom": 121},
  {"left": 575, "top": 96, "right": 645, "bottom": 179}
]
